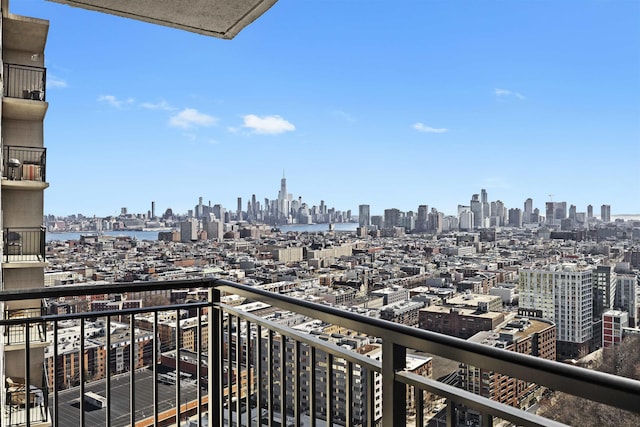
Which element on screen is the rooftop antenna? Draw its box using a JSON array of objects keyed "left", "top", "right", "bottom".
[{"left": 548, "top": 194, "right": 554, "bottom": 202}]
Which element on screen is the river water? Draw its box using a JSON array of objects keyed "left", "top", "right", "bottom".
[{"left": 46, "top": 223, "right": 358, "bottom": 242}]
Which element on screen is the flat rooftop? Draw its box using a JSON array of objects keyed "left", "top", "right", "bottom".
[
  {"left": 420, "top": 305, "right": 504, "bottom": 320},
  {"left": 53, "top": 367, "right": 201, "bottom": 426}
]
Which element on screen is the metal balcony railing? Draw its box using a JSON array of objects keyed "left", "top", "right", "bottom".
[
  {"left": 3, "top": 227, "right": 46, "bottom": 263},
  {"left": 2, "top": 63, "right": 46, "bottom": 101},
  {"left": 4, "top": 307, "right": 47, "bottom": 346},
  {"left": 0, "top": 278, "right": 638, "bottom": 427},
  {"left": 5, "top": 380, "right": 49, "bottom": 426},
  {"left": 2, "top": 146, "right": 47, "bottom": 182}
]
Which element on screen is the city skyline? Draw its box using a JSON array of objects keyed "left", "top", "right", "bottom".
[
  {"left": 49, "top": 180, "right": 622, "bottom": 224},
  {"left": 15, "top": 1, "right": 640, "bottom": 217}
]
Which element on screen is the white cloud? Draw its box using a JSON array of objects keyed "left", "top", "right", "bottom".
[
  {"left": 169, "top": 108, "right": 217, "bottom": 129},
  {"left": 140, "top": 100, "right": 174, "bottom": 111},
  {"left": 494, "top": 88, "right": 525, "bottom": 100},
  {"left": 98, "top": 95, "right": 134, "bottom": 109},
  {"left": 47, "top": 75, "right": 67, "bottom": 88},
  {"left": 413, "top": 122, "right": 448, "bottom": 133},
  {"left": 332, "top": 110, "right": 355, "bottom": 123},
  {"left": 242, "top": 114, "right": 295, "bottom": 135}
]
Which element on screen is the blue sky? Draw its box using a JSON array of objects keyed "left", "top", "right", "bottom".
[{"left": 14, "top": 0, "right": 640, "bottom": 218}]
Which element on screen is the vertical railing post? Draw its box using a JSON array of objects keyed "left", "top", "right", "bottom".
[
  {"left": 256, "top": 324, "right": 263, "bottom": 425},
  {"left": 482, "top": 412, "right": 493, "bottom": 427},
  {"left": 267, "top": 330, "right": 274, "bottom": 427},
  {"left": 446, "top": 399, "right": 455, "bottom": 427},
  {"left": 25, "top": 319, "right": 31, "bottom": 426},
  {"left": 80, "top": 319, "right": 85, "bottom": 427},
  {"left": 53, "top": 320, "right": 60, "bottom": 426},
  {"left": 175, "top": 308, "right": 181, "bottom": 425},
  {"left": 130, "top": 314, "right": 136, "bottom": 427},
  {"left": 152, "top": 311, "right": 158, "bottom": 426},
  {"left": 416, "top": 388, "right": 424, "bottom": 427},
  {"left": 235, "top": 315, "right": 241, "bottom": 427},
  {"left": 381, "top": 341, "right": 406, "bottom": 427},
  {"left": 105, "top": 315, "right": 112, "bottom": 426},
  {"left": 310, "top": 348, "right": 316, "bottom": 427},
  {"left": 208, "top": 286, "right": 222, "bottom": 427},
  {"left": 197, "top": 307, "right": 203, "bottom": 426},
  {"left": 40, "top": 227, "right": 45, "bottom": 261},
  {"left": 294, "top": 340, "right": 301, "bottom": 427}
]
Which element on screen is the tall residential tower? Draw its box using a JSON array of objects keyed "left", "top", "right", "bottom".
[{"left": 1, "top": 2, "right": 50, "bottom": 420}]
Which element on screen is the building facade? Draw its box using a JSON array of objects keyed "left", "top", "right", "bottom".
[
  {"left": 519, "top": 264, "right": 593, "bottom": 359},
  {"left": 1, "top": 3, "right": 50, "bottom": 420}
]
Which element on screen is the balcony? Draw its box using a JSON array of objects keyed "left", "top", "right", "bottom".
[
  {"left": 0, "top": 278, "right": 638, "bottom": 426},
  {"left": 2, "top": 227, "right": 46, "bottom": 264},
  {"left": 2, "top": 63, "right": 48, "bottom": 121},
  {"left": 3, "top": 64, "right": 46, "bottom": 102},
  {"left": 4, "top": 307, "right": 47, "bottom": 349},
  {"left": 2, "top": 146, "right": 47, "bottom": 188}
]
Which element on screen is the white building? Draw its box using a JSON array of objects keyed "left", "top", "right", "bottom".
[
  {"left": 519, "top": 264, "right": 593, "bottom": 359},
  {"left": 615, "top": 272, "right": 639, "bottom": 327}
]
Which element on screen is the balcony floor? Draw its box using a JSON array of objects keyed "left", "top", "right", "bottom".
[
  {"left": 2, "top": 254, "right": 46, "bottom": 268},
  {"left": 2, "top": 398, "right": 49, "bottom": 426}
]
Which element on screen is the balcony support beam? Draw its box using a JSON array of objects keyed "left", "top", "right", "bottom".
[
  {"left": 381, "top": 341, "right": 406, "bottom": 427},
  {"left": 208, "top": 288, "right": 222, "bottom": 427}
]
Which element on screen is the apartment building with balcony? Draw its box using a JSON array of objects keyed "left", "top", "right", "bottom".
[{"left": 1, "top": 2, "right": 49, "bottom": 424}]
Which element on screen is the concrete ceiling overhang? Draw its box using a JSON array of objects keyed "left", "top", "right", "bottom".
[{"left": 46, "top": 0, "right": 278, "bottom": 39}]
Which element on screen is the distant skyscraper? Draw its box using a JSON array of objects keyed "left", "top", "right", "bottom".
[
  {"left": 203, "top": 214, "right": 224, "bottom": 242},
  {"left": 384, "top": 208, "right": 401, "bottom": 228},
  {"left": 195, "top": 196, "right": 205, "bottom": 219},
  {"left": 531, "top": 208, "right": 540, "bottom": 224},
  {"left": 427, "top": 208, "right": 443, "bottom": 233},
  {"left": 180, "top": 218, "right": 198, "bottom": 242},
  {"left": 492, "top": 200, "right": 505, "bottom": 226},
  {"left": 470, "top": 194, "right": 482, "bottom": 228},
  {"left": 371, "top": 215, "right": 384, "bottom": 229},
  {"left": 554, "top": 202, "right": 567, "bottom": 220},
  {"left": 251, "top": 194, "right": 257, "bottom": 219},
  {"left": 601, "top": 204, "right": 611, "bottom": 222},
  {"left": 151, "top": 201, "right": 156, "bottom": 219},
  {"left": 545, "top": 202, "right": 555, "bottom": 225},
  {"left": 237, "top": 197, "right": 243, "bottom": 221},
  {"left": 481, "top": 189, "right": 489, "bottom": 222},
  {"left": 213, "top": 204, "right": 225, "bottom": 222},
  {"left": 359, "top": 204, "right": 371, "bottom": 227},
  {"left": 416, "top": 205, "right": 428, "bottom": 232},
  {"left": 523, "top": 198, "right": 533, "bottom": 223},
  {"left": 587, "top": 205, "right": 593, "bottom": 219},
  {"left": 508, "top": 208, "right": 522, "bottom": 227},
  {"left": 277, "top": 173, "right": 290, "bottom": 222},
  {"left": 458, "top": 209, "right": 474, "bottom": 230}
]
